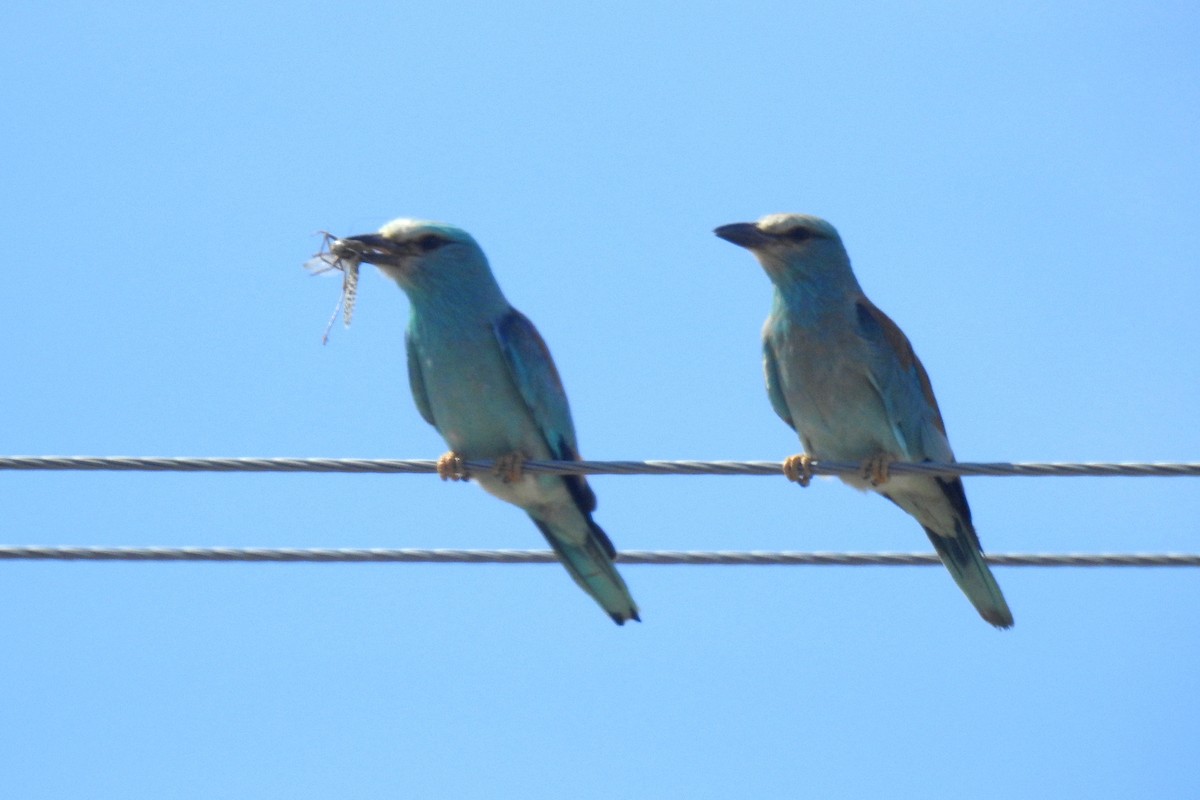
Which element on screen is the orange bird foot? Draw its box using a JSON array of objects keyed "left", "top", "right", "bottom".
[
  {"left": 493, "top": 451, "right": 526, "bottom": 484},
  {"left": 861, "top": 453, "right": 894, "bottom": 487},
  {"left": 436, "top": 451, "right": 469, "bottom": 482},
  {"left": 782, "top": 453, "right": 815, "bottom": 487}
]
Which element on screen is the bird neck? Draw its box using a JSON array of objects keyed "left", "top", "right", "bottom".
[
  {"left": 769, "top": 260, "right": 863, "bottom": 324},
  {"left": 389, "top": 245, "right": 510, "bottom": 318},
  {"left": 400, "top": 275, "right": 512, "bottom": 333}
]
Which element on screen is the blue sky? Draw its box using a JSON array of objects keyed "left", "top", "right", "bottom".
[{"left": 2, "top": 2, "right": 1198, "bottom": 797}]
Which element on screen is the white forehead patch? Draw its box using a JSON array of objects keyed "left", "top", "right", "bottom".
[
  {"left": 757, "top": 213, "right": 841, "bottom": 240},
  {"left": 378, "top": 218, "right": 476, "bottom": 247}
]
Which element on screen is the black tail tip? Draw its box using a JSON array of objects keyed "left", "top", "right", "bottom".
[
  {"left": 984, "top": 611, "right": 1015, "bottom": 630},
  {"left": 610, "top": 610, "right": 642, "bottom": 626}
]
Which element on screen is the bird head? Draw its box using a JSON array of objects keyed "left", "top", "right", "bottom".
[
  {"left": 334, "top": 219, "right": 499, "bottom": 300},
  {"left": 714, "top": 213, "right": 856, "bottom": 290}
]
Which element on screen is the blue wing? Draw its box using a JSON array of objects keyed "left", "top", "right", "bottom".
[
  {"left": 493, "top": 309, "right": 597, "bottom": 514},
  {"left": 762, "top": 338, "right": 795, "bottom": 431},
  {"left": 853, "top": 298, "right": 952, "bottom": 461},
  {"left": 405, "top": 328, "right": 436, "bottom": 427}
]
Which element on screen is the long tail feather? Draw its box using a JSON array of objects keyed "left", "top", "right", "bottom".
[
  {"left": 531, "top": 516, "right": 640, "bottom": 625},
  {"left": 923, "top": 523, "right": 1013, "bottom": 629},
  {"left": 886, "top": 477, "right": 1013, "bottom": 628}
]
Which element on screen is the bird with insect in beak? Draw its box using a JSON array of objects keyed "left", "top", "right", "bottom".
[
  {"left": 715, "top": 213, "right": 1013, "bottom": 628},
  {"left": 330, "top": 219, "right": 639, "bottom": 625}
]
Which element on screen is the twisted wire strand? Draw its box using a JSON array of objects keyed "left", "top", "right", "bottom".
[
  {"left": 0, "top": 546, "right": 1196, "bottom": 567},
  {"left": 2, "top": 455, "right": 1200, "bottom": 478},
  {"left": 5, "top": 457, "right": 1195, "bottom": 567}
]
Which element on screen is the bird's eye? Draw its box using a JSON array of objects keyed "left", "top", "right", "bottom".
[
  {"left": 785, "top": 228, "right": 812, "bottom": 242},
  {"left": 416, "top": 235, "right": 446, "bottom": 252}
]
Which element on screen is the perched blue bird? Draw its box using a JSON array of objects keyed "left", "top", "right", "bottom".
[
  {"left": 715, "top": 214, "right": 1013, "bottom": 628},
  {"left": 334, "top": 219, "right": 639, "bottom": 625}
]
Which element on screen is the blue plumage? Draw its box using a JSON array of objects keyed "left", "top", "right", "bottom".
[
  {"left": 340, "top": 219, "right": 638, "bottom": 625},
  {"left": 717, "top": 213, "right": 1013, "bottom": 628}
]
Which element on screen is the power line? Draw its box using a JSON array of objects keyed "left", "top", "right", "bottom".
[
  {"left": 3, "top": 455, "right": 1200, "bottom": 478},
  {"left": 0, "top": 546, "right": 1196, "bottom": 567},
  {"left": 6, "top": 456, "right": 1195, "bottom": 568}
]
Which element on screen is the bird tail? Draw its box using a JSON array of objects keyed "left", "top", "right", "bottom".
[
  {"left": 531, "top": 516, "right": 640, "bottom": 625},
  {"left": 887, "top": 477, "right": 1013, "bottom": 629},
  {"left": 923, "top": 523, "right": 1013, "bottom": 629}
]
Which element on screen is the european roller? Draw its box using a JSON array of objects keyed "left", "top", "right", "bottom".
[
  {"left": 715, "top": 213, "right": 1013, "bottom": 628},
  {"left": 332, "top": 219, "right": 639, "bottom": 625}
]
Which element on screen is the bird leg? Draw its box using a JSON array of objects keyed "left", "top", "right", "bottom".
[
  {"left": 493, "top": 451, "right": 526, "bottom": 484},
  {"left": 861, "top": 453, "right": 894, "bottom": 487},
  {"left": 436, "top": 451, "right": 469, "bottom": 482},
  {"left": 782, "top": 453, "right": 814, "bottom": 487}
]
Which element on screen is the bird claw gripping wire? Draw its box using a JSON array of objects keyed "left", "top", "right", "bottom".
[
  {"left": 860, "top": 453, "right": 893, "bottom": 487},
  {"left": 304, "top": 231, "right": 362, "bottom": 345},
  {"left": 782, "top": 454, "right": 815, "bottom": 487},
  {"left": 493, "top": 452, "right": 526, "bottom": 484},
  {"left": 436, "top": 452, "right": 470, "bottom": 481}
]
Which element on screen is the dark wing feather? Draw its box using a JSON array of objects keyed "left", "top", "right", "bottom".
[{"left": 493, "top": 310, "right": 597, "bottom": 514}]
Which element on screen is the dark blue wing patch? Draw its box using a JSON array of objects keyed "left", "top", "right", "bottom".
[{"left": 494, "top": 310, "right": 597, "bottom": 516}]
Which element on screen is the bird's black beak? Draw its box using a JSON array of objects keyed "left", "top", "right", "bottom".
[
  {"left": 714, "top": 222, "right": 770, "bottom": 249},
  {"left": 332, "top": 233, "right": 405, "bottom": 266}
]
